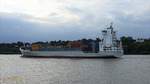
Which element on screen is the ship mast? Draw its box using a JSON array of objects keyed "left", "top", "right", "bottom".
[{"left": 110, "top": 22, "right": 113, "bottom": 33}]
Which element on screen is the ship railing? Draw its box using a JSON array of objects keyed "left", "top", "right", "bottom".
[{"left": 102, "top": 49, "right": 123, "bottom": 53}]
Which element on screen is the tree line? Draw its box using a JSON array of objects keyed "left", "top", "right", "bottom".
[
  {"left": 0, "top": 36, "right": 150, "bottom": 54},
  {"left": 121, "top": 37, "right": 150, "bottom": 54}
]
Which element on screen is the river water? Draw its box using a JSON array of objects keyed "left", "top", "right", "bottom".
[{"left": 0, "top": 55, "right": 150, "bottom": 84}]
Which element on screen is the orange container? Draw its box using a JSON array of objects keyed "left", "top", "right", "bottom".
[{"left": 31, "top": 44, "right": 41, "bottom": 51}]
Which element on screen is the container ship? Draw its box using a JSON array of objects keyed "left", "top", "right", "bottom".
[{"left": 20, "top": 23, "right": 123, "bottom": 57}]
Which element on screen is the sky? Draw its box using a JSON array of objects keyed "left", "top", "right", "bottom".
[{"left": 0, "top": 0, "right": 150, "bottom": 42}]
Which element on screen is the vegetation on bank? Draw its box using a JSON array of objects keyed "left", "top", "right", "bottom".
[
  {"left": 0, "top": 37, "right": 150, "bottom": 54},
  {"left": 121, "top": 37, "right": 150, "bottom": 54}
]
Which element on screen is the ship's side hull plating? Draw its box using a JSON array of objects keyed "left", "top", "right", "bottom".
[{"left": 20, "top": 49, "right": 123, "bottom": 58}]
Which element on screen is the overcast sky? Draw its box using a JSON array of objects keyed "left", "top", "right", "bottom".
[{"left": 0, "top": 0, "right": 150, "bottom": 42}]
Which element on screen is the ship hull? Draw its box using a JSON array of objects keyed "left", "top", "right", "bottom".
[{"left": 20, "top": 48, "right": 123, "bottom": 58}]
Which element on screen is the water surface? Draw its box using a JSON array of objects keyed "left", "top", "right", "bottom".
[{"left": 0, "top": 55, "right": 150, "bottom": 84}]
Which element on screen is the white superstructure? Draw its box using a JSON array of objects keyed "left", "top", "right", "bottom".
[
  {"left": 20, "top": 23, "right": 123, "bottom": 58},
  {"left": 99, "top": 23, "right": 123, "bottom": 53}
]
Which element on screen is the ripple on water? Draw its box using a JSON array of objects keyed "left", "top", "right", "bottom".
[{"left": 0, "top": 54, "right": 150, "bottom": 84}]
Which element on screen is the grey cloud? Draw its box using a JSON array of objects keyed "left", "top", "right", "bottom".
[
  {"left": 0, "top": 0, "right": 150, "bottom": 42},
  {"left": 0, "top": 13, "right": 100, "bottom": 42}
]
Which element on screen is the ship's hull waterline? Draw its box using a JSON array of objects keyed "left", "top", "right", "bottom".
[{"left": 20, "top": 48, "right": 123, "bottom": 58}]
